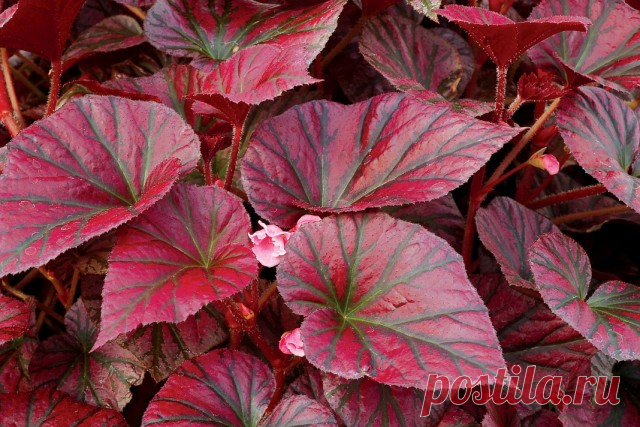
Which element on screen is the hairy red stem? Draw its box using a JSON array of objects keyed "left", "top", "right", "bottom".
[
  {"left": 45, "top": 59, "right": 62, "bottom": 117},
  {"left": 527, "top": 184, "right": 607, "bottom": 210}
]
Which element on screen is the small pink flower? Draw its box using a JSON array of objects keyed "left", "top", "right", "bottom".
[
  {"left": 279, "top": 328, "right": 304, "bottom": 357},
  {"left": 528, "top": 150, "right": 560, "bottom": 175},
  {"left": 290, "top": 214, "right": 322, "bottom": 232},
  {"left": 248, "top": 221, "right": 291, "bottom": 267}
]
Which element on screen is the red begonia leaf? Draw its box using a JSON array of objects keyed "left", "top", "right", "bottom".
[
  {"left": 141, "top": 349, "right": 274, "bottom": 426},
  {"left": 95, "top": 184, "right": 255, "bottom": 350},
  {"left": 0, "top": 389, "right": 127, "bottom": 426},
  {"left": 29, "top": 300, "right": 145, "bottom": 410},
  {"left": 407, "top": 0, "right": 442, "bottom": 21},
  {"left": 529, "top": 232, "right": 640, "bottom": 360},
  {"left": 278, "top": 213, "right": 505, "bottom": 388},
  {"left": 561, "top": 394, "right": 640, "bottom": 427},
  {"left": 476, "top": 274, "right": 596, "bottom": 391},
  {"left": 122, "top": 305, "right": 227, "bottom": 382},
  {"left": 358, "top": 0, "right": 401, "bottom": 17},
  {"left": 54, "top": 232, "right": 116, "bottom": 275},
  {"left": 200, "top": 43, "right": 320, "bottom": 105},
  {"left": 476, "top": 197, "right": 560, "bottom": 290},
  {"left": 530, "top": 0, "right": 640, "bottom": 93},
  {"left": 323, "top": 374, "right": 426, "bottom": 427},
  {"left": 62, "top": 15, "right": 146, "bottom": 71},
  {"left": 0, "top": 95, "right": 200, "bottom": 277},
  {"left": 144, "top": 0, "right": 346, "bottom": 70},
  {"left": 557, "top": 87, "right": 640, "bottom": 215},
  {"left": 430, "top": 27, "right": 475, "bottom": 94},
  {"left": 0, "top": 294, "right": 33, "bottom": 346},
  {"left": 437, "top": 5, "right": 590, "bottom": 69},
  {"left": 360, "top": 14, "right": 465, "bottom": 97},
  {"left": 259, "top": 395, "right": 338, "bottom": 427},
  {"left": 284, "top": 367, "right": 330, "bottom": 409},
  {"left": 517, "top": 69, "right": 568, "bottom": 102},
  {"left": 405, "top": 88, "right": 494, "bottom": 117},
  {"left": 0, "top": 0, "right": 86, "bottom": 60},
  {"left": 241, "top": 93, "right": 519, "bottom": 228},
  {"left": 0, "top": 332, "right": 37, "bottom": 393}
]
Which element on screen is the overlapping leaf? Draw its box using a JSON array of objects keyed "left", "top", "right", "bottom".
[
  {"left": 0, "top": 294, "right": 33, "bottom": 346},
  {"left": 360, "top": 14, "right": 464, "bottom": 96},
  {"left": 529, "top": 232, "right": 640, "bottom": 360},
  {"left": 0, "top": 389, "right": 127, "bottom": 426},
  {"left": 144, "top": 0, "right": 346, "bottom": 70},
  {"left": 29, "top": 300, "right": 146, "bottom": 411},
  {"left": 278, "top": 213, "right": 505, "bottom": 388},
  {"left": 95, "top": 184, "right": 255, "bottom": 349},
  {"left": 62, "top": 15, "right": 146, "bottom": 70},
  {"left": 242, "top": 93, "right": 519, "bottom": 228},
  {"left": 142, "top": 349, "right": 274, "bottom": 426},
  {"left": 557, "top": 87, "right": 640, "bottom": 215},
  {"left": 259, "top": 395, "right": 338, "bottom": 427},
  {"left": 530, "top": 0, "right": 640, "bottom": 92},
  {"left": 476, "top": 197, "right": 560, "bottom": 290},
  {"left": 0, "top": 333, "right": 37, "bottom": 393},
  {"left": 407, "top": 0, "right": 442, "bottom": 20},
  {"left": 0, "top": 95, "right": 200, "bottom": 276}
]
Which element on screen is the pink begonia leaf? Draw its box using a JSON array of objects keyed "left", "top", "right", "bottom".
[
  {"left": 144, "top": 0, "right": 346, "bottom": 70},
  {"left": 407, "top": 0, "right": 442, "bottom": 21},
  {"left": 277, "top": 213, "right": 505, "bottom": 388},
  {"left": 96, "top": 184, "right": 256, "bottom": 350},
  {"left": 122, "top": 305, "right": 228, "bottom": 382},
  {"left": 359, "top": 14, "right": 465, "bottom": 97},
  {"left": 0, "top": 294, "right": 33, "bottom": 346},
  {"left": 405, "top": 88, "right": 494, "bottom": 117},
  {"left": 476, "top": 197, "right": 560, "bottom": 290},
  {"left": 323, "top": 374, "right": 427, "bottom": 427},
  {"left": 0, "top": 332, "right": 37, "bottom": 393},
  {"left": 530, "top": 0, "right": 640, "bottom": 93},
  {"left": 529, "top": 232, "right": 640, "bottom": 360},
  {"left": 258, "top": 395, "right": 337, "bottom": 427},
  {"left": 476, "top": 274, "right": 596, "bottom": 391},
  {"left": 0, "top": 0, "right": 86, "bottom": 60},
  {"left": 557, "top": 87, "right": 640, "bottom": 215},
  {"left": 241, "top": 93, "right": 519, "bottom": 228},
  {"left": 29, "top": 300, "right": 145, "bottom": 411},
  {"left": 0, "top": 389, "right": 127, "bottom": 426},
  {"left": 250, "top": 221, "right": 291, "bottom": 268},
  {"left": 437, "top": 5, "right": 590, "bottom": 69},
  {"left": 200, "top": 44, "right": 320, "bottom": 105},
  {"left": 62, "top": 15, "right": 146, "bottom": 71},
  {"left": 279, "top": 328, "right": 304, "bottom": 356},
  {"left": 142, "top": 349, "right": 274, "bottom": 426},
  {"left": 0, "top": 95, "right": 200, "bottom": 277},
  {"left": 517, "top": 69, "right": 569, "bottom": 102}
]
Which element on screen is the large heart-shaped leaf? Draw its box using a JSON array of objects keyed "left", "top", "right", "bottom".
[
  {"left": 144, "top": 0, "right": 346, "bottom": 70},
  {"left": 557, "top": 87, "right": 640, "bottom": 215},
  {"left": 62, "top": 15, "right": 146, "bottom": 70},
  {"left": 530, "top": 0, "right": 640, "bottom": 92},
  {"left": 259, "top": 395, "right": 338, "bottom": 427},
  {"left": 0, "top": 95, "right": 200, "bottom": 276},
  {"left": 278, "top": 213, "right": 505, "bottom": 388},
  {"left": 141, "top": 349, "right": 274, "bottom": 426},
  {"left": 476, "top": 197, "right": 560, "bottom": 290},
  {"left": 323, "top": 374, "right": 427, "bottom": 427},
  {"left": 529, "top": 232, "right": 640, "bottom": 360},
  {"left": 0, "top": 0, "right": 86, "bottom": 59},
  {"left": 29, "top": 300, "right": 146, "bottom": 410},
  {"left": 241, "top": 93, "right": 519, "bottom": 228},
  {"left": 95, "top": 184, "right": 256, "bottom": 349},
  {"left": 0, "top": 295, "right": 33, "bottom": 346},
  {"left": 359, "top": 14, "right": 464, "bottom": 96},
  {"left": 0, "top": 389, "right": 127, "bottom": 426}
]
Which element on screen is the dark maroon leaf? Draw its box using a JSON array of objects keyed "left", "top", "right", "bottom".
[
  {"left": 557, "top": 87, "right": 640, "bottom": 215},
  {"left": 0, "top": 389, "right": 128, "bottom": 426},
  {"left": 0, "top": 332, "right": 37, "bottom": 393},
  {"left": 259, "top": 395, "right": 338, "bottom": 427},
  {"left": 53, "top": 232, "right": 116, "bottom": 275},
  {"left": 437, "top": 5, "right": 590, "bottom": 69},
  {"left": 123, "top": 305, "right": 227, "bottom": 382},
  {"left": 430, "top": 27, "right": 475, "bottom": 94},
  {"left": 323, "top": 374, "right": 427, "bottom": 427},
  {"left": 0, "top": 0, "right": 86, "bottom": 60},
  {"left": 407, "top": 0, "right": 442, "bottom": 20},
  {"left": 141, "top": 349, "right": 274, "bottom": 426},
  {"left": 0, "top": 294, "right": 33, "bottom": 346},
  {"left": 360, "top": 14, "right": 465, "bottom": 97},
  {"left": 96, "top": 184, "right": 256, "bottom": 349},
  {"left": 62, "top": 15, "right": 146, "bottom": 71},
  {"left": 529, "top": 232, "right": 640, "bottom": 360},
  {"left": 0, "top": 95, "right": 200, "bottom": 276},
  {"left": 354, "top": 0, "right": 402, "bottom": 17},
  {"left": 278, "top": 213, "right": 505, "bottom": 388},
  {"left": 476, "top": 197, "right": 560, "bottom": 290},
  {"left": 242, "top": 92, "right": 519, "bottom": 228},
  {"left": 144, "top": 0, "right": 346, "bottom": 70},
  {"left": 284, "top": 367, "right": 330, "bottom": 409},
  {"left": 530, "top": 0, "right": 640, "bottom": 92},
  {"left": 29, "top": 300, "right": 146, "bottom": 410}
]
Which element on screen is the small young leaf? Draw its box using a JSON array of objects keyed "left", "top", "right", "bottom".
[
  {"left": 407, "top": 0, "right": 442, "bottom": 21},
  {"left": 529, "top": 232, "right": 640, "bottom": 360}
]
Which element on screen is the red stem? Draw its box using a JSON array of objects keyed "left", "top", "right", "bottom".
[
  {"left": 204, "top": 159, "right": 214, "bottom": 186},
  {"left": 266, "top": 368, "right": 286, "bottom": 415},
  {"left": 481, "top": 161, "right": 530, "bottom": 195},
  {"left": 45, "top": 59, "right": 62, "bottom": 117},
  {"left": 494, "top": 66, "right": 508, "bottom": 122},
  {"left": 224, "top": 124, "right": 243, "bottom": 190},
  {"left": 526, "top": 184, "right": 607, "bottom": 210},
  {"left": 0, "top": 66, "right": 20, "bottom": 138}
]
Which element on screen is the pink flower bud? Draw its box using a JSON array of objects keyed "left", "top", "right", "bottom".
[
  {"left": 290, "top": 214, "right": 322, "bottom": 232},
  {"left": 236, "top": 303, "right": 254, "bottom": 320},
  {"left": 248, "top": 221, "right": 291, "bottom": 267},
  {"left": 279, "top": 328, "right": 304, "bottom": 357},
  {"left": 528, "top": 151, "right": 560, "bottom": 175}
]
